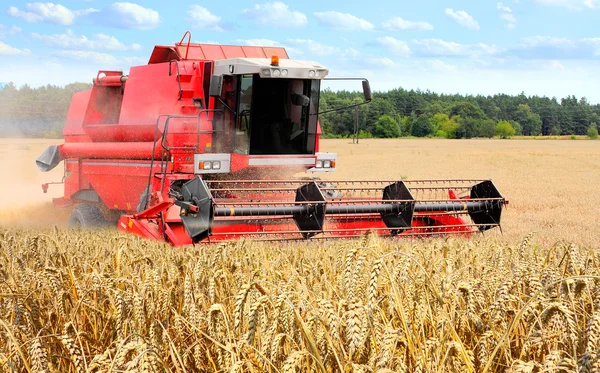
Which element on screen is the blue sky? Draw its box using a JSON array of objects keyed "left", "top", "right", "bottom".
[{"left": 1, "top": 0, "right": 599, "bottom": 102}]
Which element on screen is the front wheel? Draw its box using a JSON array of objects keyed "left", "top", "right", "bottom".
[{"left": 68, "top": 204, "right": 107, "bottom": 228}]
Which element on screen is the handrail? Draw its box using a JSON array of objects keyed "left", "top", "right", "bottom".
[
  {"left": 160, "top": 110, "right": 225, "bottom": 153},
  {"left": 178, "top": 31, "right": 192, "bottom": 60},
  {"left": 168, "top": 60, "right": 183, "bottom": 100}
]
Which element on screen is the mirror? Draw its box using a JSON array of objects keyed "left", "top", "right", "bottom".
[
  {"left": 209, "top": 74, "right": 223, "bottom": 97},
  {"left": 292, "top": 92, "right": 310, "bottom": 107},
  {"left": 314, "top": 77, "right": 373, "bottom": 116},
  {"left": 362, "top": 80, "right": 372, "bottom": 102}
]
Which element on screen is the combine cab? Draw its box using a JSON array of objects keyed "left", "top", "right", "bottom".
[{"left": 37, "top": 32, "right": 505, "bottom": 245}]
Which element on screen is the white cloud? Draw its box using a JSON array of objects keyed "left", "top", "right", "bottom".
[
  {"left": 376, "top": 36, "right": 411, "bottom": 57},
  {"left": 54, "top": 50, "right": 118, "bottom": 65},
  {"left": 187, "top": 5, "right": 222, "bottom": 31},
  {"left": 533, "top": 0, "right": 599, "bottom": 9},
  {"left": 444, "top": 9, "right": 480, "bottom": 30},
  {"left": 583, "top": 38, "right": 600, "bottom": 56},
  {"left": 121, "top": 56, "right": 147, "bottom": 66},
  {"left": 236, "top": 39, "right": 280, "bottom": 47},
  {"left": 411, "top": 39, "right": 498, "bottom": 57},
  {"left": 314, "top": 11, "right": 374, "bottom": 31},
  {"left": 497, "top": 3, "right": 512, "bottom": 12},
  {"left": 31, "top": 29, "right": 141, "bottom": 51},
  {"left": 518, "top": 36, "right": 575, "bottom": 49},
  {"left": 0, "top": 41, "right": 31, "bottom": 56},
  {"left": 505, "top": 36, "right": 600, "bottom": 59},
  {"left": 364, "top": 57, "right": 397, "bottom": 68},
  {"left": 424, "top": 60, "right": 458, "bottom": 72},
  {"left": 7, "top": 3, "right": 96, "bottom": 25},
  {"left": 412, "top": 39, "right": 468, "bottom": 56},
  {"left": 92, "top": 2, "right": 160, "bottom": 30},
  {"left": 242, "top": 2, "right": 307, "bottom": 28},
  {"left": 497, "top": 3, "right": 517, "bottom": 29},
  {"left": 382, "top": 17, "right": 434, "bottom": 31},
  {"left": 51, "top": 50, "right": 146, "bottom": 68},
  {"left": 0, "top": 25, "right": 22, "bottom": 38},
  {"left": 285, "top": 39, "right": 337, "bottom": 56},
  {"left": 343, "top": 48, "right": 360, "bottom": 58},
  {"left": 548, "top": 60, "right": 565, "bottom": 69}
]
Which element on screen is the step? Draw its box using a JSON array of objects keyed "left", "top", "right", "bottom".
[
  {"left": 178, "top": 74, "right": 193, "bottom": 83},
  {"left": 180, "top": 104, "right": 198, "bottom": 112},
  {"left": 180, "top": 89, "right": 195, "bottom": 99}
]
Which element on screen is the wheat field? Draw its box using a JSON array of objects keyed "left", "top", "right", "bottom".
[{"left": 1, "top": 138, "right": 599, "bottom": 372}]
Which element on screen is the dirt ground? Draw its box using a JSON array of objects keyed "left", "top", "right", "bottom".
[
  {"left": 0, "top": 138, "right": 70, "bottom": 227},
  {"left": 1, "top": 138, "right": 598, "bottom": 246}
]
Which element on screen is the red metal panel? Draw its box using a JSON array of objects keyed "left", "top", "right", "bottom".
[
  {"left": 240, "top": 47, "right": 266, "bottom": 58},
  {"left": 175, "top": 44, "right": 289, "bottom": 61},
  {"left": 261, "top": 47, "right": 289, "bottom": 58},
  {"left": 148, "top": 46, "right": 181, "bottom": 64},
  {"left": 81, "top": 160, "right": 159, "bottom": 212},
  {"left": 220, "top": 45, "right": 247, "bottom": 58},
  {"left": 60, "top": 142, "right": 162, "bottom": 159},
  {"left": 119, "top": 62, "right": 201, "bottom": 126},
  {"left": 63, "top": 91, "right": 92, "bottom": 142},
  {"left": 83, "top": 124, "right": 161, "bottom": 142}
]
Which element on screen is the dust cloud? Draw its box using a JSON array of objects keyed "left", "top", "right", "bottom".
[{"left": 0, "top": 138, "right": 70, "bottom": 227}]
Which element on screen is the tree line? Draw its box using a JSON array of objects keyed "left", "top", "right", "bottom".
[
  {"left": 319, "top": 88, "right": 600, "bottom": 139},
  {"left": 0, "top": 82, "right": 91, "bottom": 138},
  {"left": 0, "top": 82, "right": 599, "bottom": 139}
]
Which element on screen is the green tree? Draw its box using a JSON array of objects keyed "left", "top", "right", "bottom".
[
  {"left": 455, "top": 116, "right": 482, "bottom": 138},
  {"left": 514, "top": 104, "right": 542, "bottom": 136},
  {"left": 588, "top": 124, "right": 599, "bottom": 139},
  {"left": 480, "top": 119, "right": 496, "bottom": 138},
  {"left": 398, "top": 116, "right": 412, "bottom": 136},
  {"left": 411, "top": 115, "right": 433, "bottom": 137},
  {"left": 510, "top": 120, "right": 522, "bottom": 135},
  {"left": 430, "top": 113, "right": 459, "bottom": 138},
  {"left": 449, "top": 101, "right": 486, "bottom": 120},
  {"left": 364, "top": 97, "right": 396, "bottom": 134},
  {"left": 373, "top": 115, "right": 400, "bottom": 138},
  {"left": 496, "top": 120, "right": 516, "bottom": 139}
]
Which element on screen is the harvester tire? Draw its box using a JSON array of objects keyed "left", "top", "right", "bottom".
[{"left": 68, "top": 204, "right": 107, "bottom": 228}]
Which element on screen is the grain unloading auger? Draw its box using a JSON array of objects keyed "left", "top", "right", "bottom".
[{"left": 36, "top": 32, "right": 506, "bottom": 245}]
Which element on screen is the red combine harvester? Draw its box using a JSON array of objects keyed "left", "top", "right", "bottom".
[{"left": 37, "top": 32, "right": 505, "bottom": 245}]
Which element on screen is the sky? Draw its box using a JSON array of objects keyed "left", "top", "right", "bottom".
[{"left": 1, "top": 0, "right": 600, "bottom": 102}]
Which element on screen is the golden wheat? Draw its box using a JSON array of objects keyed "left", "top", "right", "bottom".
[{"left": 1, "top": 227, "right": 600, "bottom": 372}]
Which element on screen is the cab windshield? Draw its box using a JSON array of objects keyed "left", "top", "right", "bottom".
[{"left": 214, "top": 74, "right": 320, "bottom": 155}]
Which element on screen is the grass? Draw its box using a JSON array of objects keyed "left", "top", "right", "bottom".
[{"left": 1, "top": 138, "right": 599, "bottom": 372}]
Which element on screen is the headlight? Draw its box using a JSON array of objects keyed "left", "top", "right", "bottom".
[
  {"left": 202, "top": 162, "right": 212, "bottom": 170},
  {"left": 281, "top": 69, "right": 288, "bottom": 76},
  {"left": 314, "top": 70, "right": 320, "bottom": 78},
  {"left": 316, "top": 160, "right": 323, "bottom": 168},
  {"left": 272, "top": 69, "right": 281, "bottom": 77},
  {"left": 323, "top": 160, "right": 331, "bottom": 168},
  {"left": 212, "top": 161, "right": 221, "bottom": 170},
  {"left": 308, "top": 70, "right": 316, "bottom": 78},
  {"left": 262, "top": 69, "right": 271, "bottom": 76}
]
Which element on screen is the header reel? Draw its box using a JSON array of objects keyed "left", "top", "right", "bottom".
[{"left": 174, "top": 177, "right": 505, "bottom": 242}]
